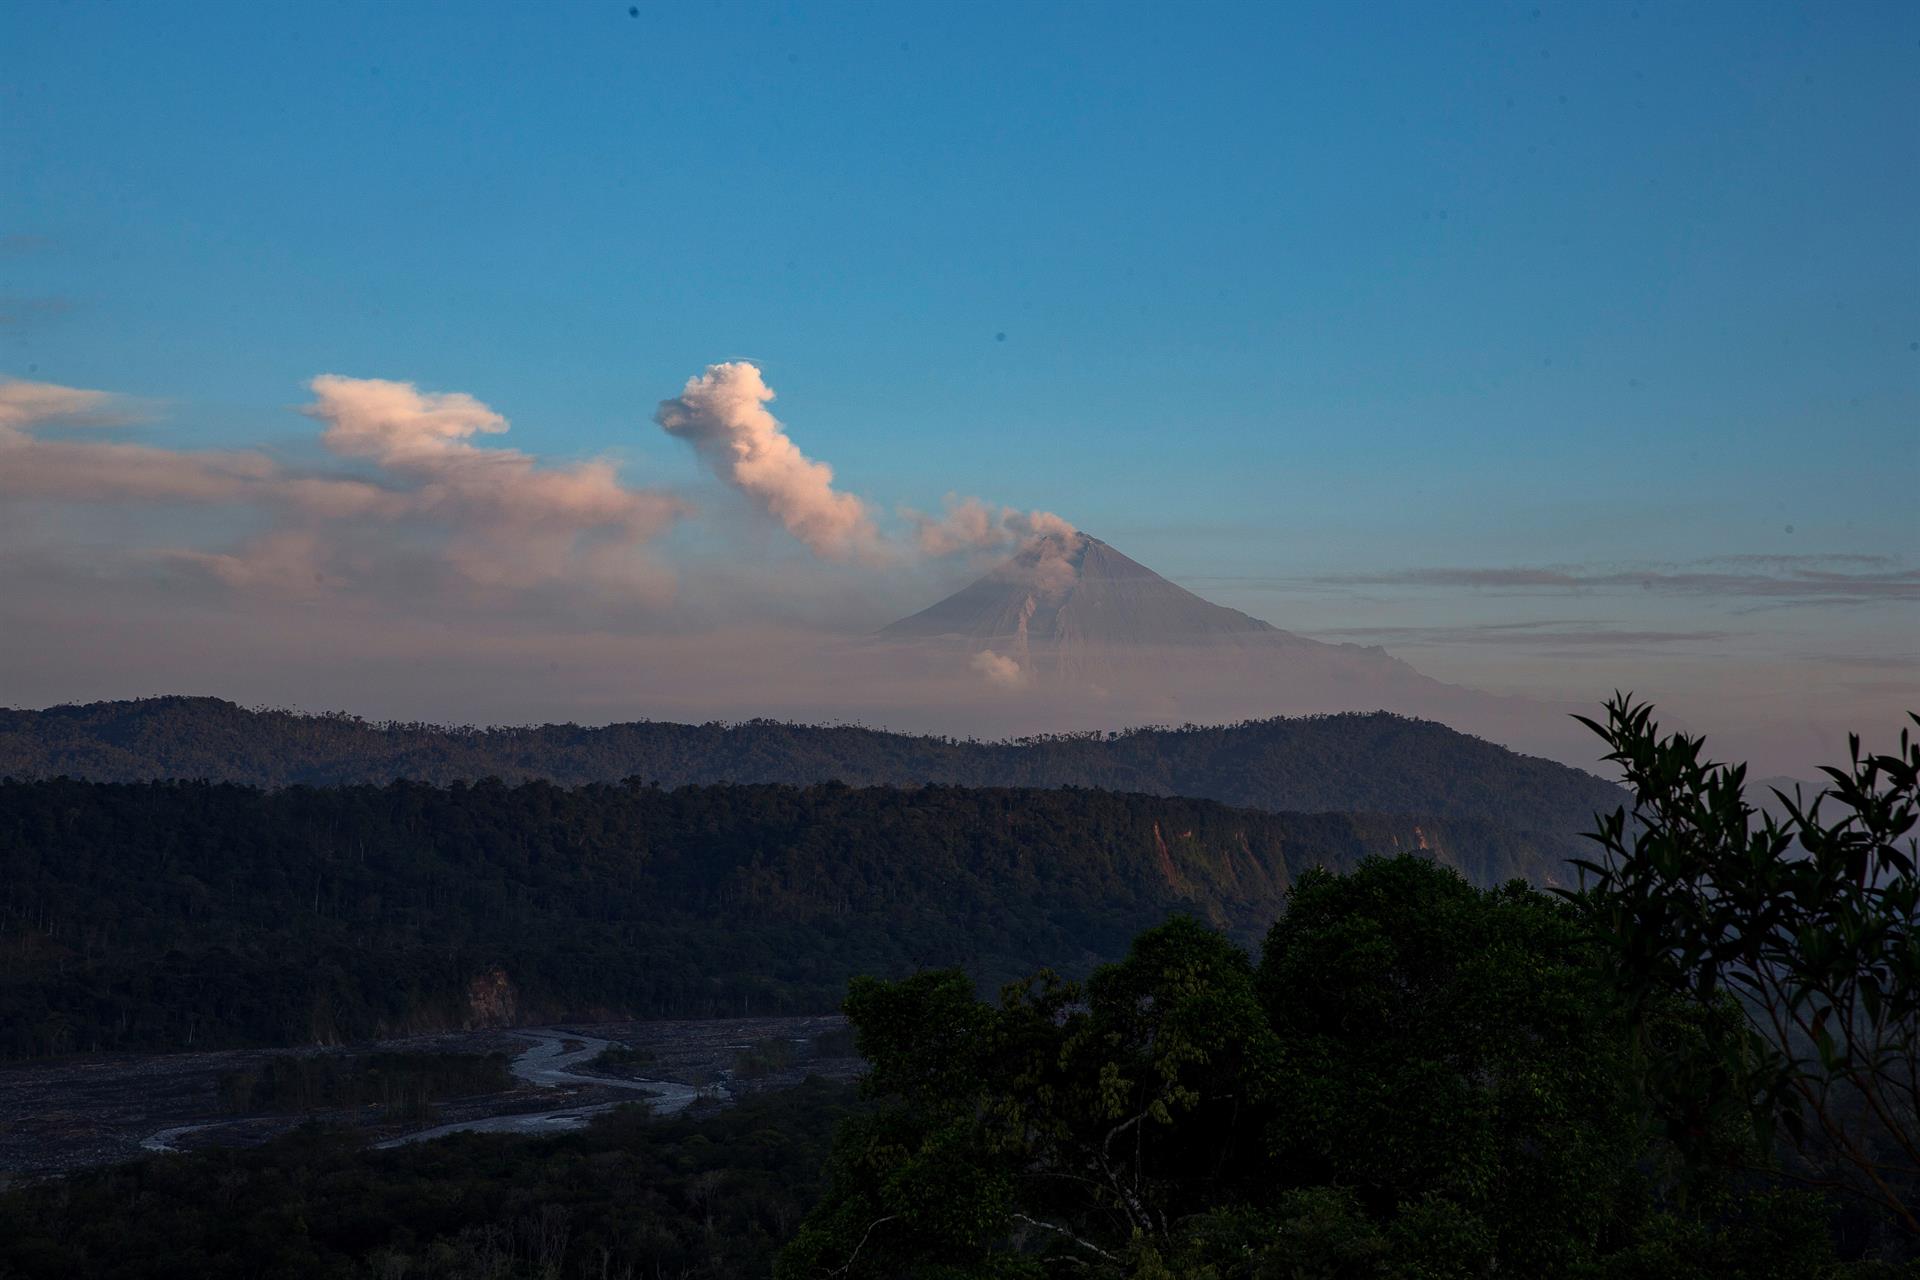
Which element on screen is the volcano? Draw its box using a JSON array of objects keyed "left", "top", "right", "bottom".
[
  {"left": 883, "top": 533, "right": 1284, "bottom": 651},
  {"left": 880, "top": 531, "right": 1430, "bottom": 688},
  {"left": 875, "top": 531, "right": 1590, "bottom": 763}
]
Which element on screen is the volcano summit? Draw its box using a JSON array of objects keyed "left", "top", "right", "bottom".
[
  {"left": 875, "top": 531, "right": 1588, "bottom": 763},
  {"left": 884, "top": 534, "right": 1288, "bottom": 653}
]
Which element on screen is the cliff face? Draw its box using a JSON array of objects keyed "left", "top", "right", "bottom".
[{"left": 464, "top": 967, "right": 519, "bottom": 1029}]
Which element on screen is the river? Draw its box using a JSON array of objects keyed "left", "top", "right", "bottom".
[
  {"left": 137, "top": 1027, "right": 726, "bottom": 1155},
  {"left": 374, "top": 1028, "right": 722, "bottom": 1147}
]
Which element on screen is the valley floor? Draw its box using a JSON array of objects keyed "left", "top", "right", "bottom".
[{"left": 0, "top": 1014, "right": 857, "bottom": 1179}]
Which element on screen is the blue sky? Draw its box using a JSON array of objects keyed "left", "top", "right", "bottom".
[{"left": 2, "top": 1, "right": 1915, "bottom": 768}]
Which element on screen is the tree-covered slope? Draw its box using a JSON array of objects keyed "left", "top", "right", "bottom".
[
  {"left": 0, "top": 777, "right": 1545, "bottom": 1059},
  {"left": 0, "top": 696, "right": 1622, "bottom": 843}
]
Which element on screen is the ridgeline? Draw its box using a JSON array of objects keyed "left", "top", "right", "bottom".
[{"left": 0, "top": 695, "right": 1621, "bottom": 842}]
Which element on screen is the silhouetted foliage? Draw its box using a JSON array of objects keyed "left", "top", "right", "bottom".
[
  {"left": 780, "top": 857, "right": 1906, "bottom": 1278},
  {"left": 585, "top": 1043, "right": 657, "bottom": 1073},
  {"left": 1567, "top": 696, "right": 1920, "bottom": 1235}
]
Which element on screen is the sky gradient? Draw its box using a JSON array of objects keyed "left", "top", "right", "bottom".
[{"left": 3, "top": 0, "right": 1915, "bottom": 774}]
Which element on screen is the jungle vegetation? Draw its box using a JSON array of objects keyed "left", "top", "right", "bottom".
[{"left": 0, "top": 777, "right": 1542, "bottom": 1059}]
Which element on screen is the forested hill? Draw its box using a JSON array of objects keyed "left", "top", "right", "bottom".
[
  {"left": 0, "top": 696, "right": 1623, "bottom": 838},
  {"left": 0, "top": 777, "right": 1543, "bottom": 1059}
]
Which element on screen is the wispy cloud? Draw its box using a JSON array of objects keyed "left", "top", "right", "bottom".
[
  {"left": 1785, "top": 650, "right": 1919, "bottom": 671},
  {"left": 1708, "top": 554, "right": 1899, "bottom": 570},
  {"left": 1310, "top": 620, "right": 1734, "bottom": 648},
  {"left": 0, "top": 296, "right": 74, "bottom": 331},
  {"left": 0, "top": 378, "right": 124, "bottom": 430},
  {"left": 1312, "top": 555, "right": 1919, "bottom": 606}
]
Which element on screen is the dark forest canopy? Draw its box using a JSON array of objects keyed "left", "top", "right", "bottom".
[
  {"left": 0, "top": 1078, "right": 859, "bottom": 1280},
  {"left": 781, "top": 858, "right": 1912, "bottom": 1277},
  {"left": 0, "top": 777, "right": 1548, "bottom": 1060},
  {"left": 0, "top": 697, "right": 1621, "bottom": 847}
]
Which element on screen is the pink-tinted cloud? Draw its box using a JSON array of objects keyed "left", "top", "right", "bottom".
[
  {"left": 0, "top": 378, "right": 113, "bottom": 432},
  {"left": 654, "top": 362, "right": 885, "bottom": 562},
  {"left": 303, "top": 375, "right": 686, "bottom": 596},
  {"left": 174, "top": 531, "right": 340, "bottom": 596},
  {"left": 0, "top": 376, "right": 394, "bottom": 512},
  {"left": 0, "top": 374, "right": 687, "bottom": 606},
  {"left": 970, "top": 649, "right": 1026, "bottom": 688},
  {"left": 650, "top": 363, "right": 1077, "bottom": 583},
  {"left": 905, "top": 495, "right": 1075, "bottom": 559},
  {"left": 0, "top": 435, "right": 279, "bottom": 504},
  {"left": 905, "top": 495, "right": 1081, "bottom": 592},
  {"left": 6, "top": 363, "right": 1086, "bottom": 616},
  {"left": 306, "top": 374, "right": 509, "bottom": 464},
  {"left": 1, "top": 375, "right": 285, "bottom": 504}
]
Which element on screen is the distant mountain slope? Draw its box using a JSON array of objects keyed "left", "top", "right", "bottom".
[
  {"left": 881, "top": 534, "right": 1288, "bottom": 649},
  {"left": 0, "top": 697, "right": 1624, "bottom": 857},
  {"left": 875, "top": 532, "right": 1460, "bottom": 695},
  {"left": 865, "top": 531, "right": 1601, "bottom": 763},
  {"left": 0, "top": 777, "right": 1544, "bottom": 1058}
]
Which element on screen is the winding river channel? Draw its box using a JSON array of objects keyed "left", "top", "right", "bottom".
[
  {"left": 375, "top": 1029, "right": 721, "bottom": 1147},
  {"left": 139, "top": 1028, "right": 724, "bottom": 1155}
]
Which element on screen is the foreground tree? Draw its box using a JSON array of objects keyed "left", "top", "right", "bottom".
[
  {"left": 778, "top": 914, "right": 1282, "bottom": 1278},
  {"left": 1568, "top": 696, "right": 1920, "bottom": 1235},
  {"left": 781, "top": 856, "right": 1846, "bottom": 1278}
]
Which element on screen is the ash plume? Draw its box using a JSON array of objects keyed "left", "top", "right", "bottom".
[
  {"left": 655, "top": 362, "right": 1076, "bottom": 575},
  {"left": 654, "top": 362, "right": 885, "bottom": 563}
]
